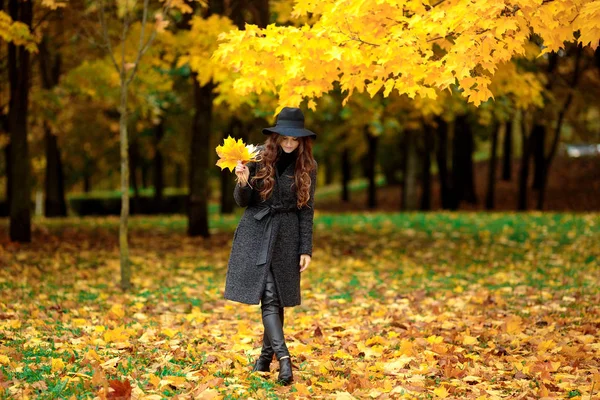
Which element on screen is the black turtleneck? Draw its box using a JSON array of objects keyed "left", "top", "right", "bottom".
[{"left": 276, "top": 148, "right": 298, "bottom": 176}]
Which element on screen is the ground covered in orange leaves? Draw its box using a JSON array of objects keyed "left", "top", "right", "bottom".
[{"left": 0, "top": 213, "right": 599, "bottom": 399}]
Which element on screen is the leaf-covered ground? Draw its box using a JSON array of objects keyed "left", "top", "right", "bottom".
[{"left": 1, "top": 213, "right": 599, "bottom": 399}]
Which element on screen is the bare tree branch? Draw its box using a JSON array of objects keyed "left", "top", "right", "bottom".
[
  {"left": 126, "top": 0, "right": 173, "bottom": 86},
  {"left": 121, "top": 0, "right": 131, "bottom": 84},
  {"left": 31, "top": 9, "right": 55, "bottom": 32},
  {"left": 126, "top": 0, "right": 150, "bottom": 86},
  {"left": 99, "top": 0, "right": 121, "bottom": 72}
]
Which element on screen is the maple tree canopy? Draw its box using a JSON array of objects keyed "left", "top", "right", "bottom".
[{"left": 214, "top": 0, "right": 600, "bottom": 112}]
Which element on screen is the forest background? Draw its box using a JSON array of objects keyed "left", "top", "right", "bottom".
[{"left": 1, "top": 0, "right": 600, "bottom": 398}]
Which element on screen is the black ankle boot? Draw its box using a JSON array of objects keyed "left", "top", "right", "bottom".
[
  {"left": 252, "top": 355, "right": 272, "bottom": 372},
  {"left": 252, "top": 333, "right": 274, "bottom": 372},
  {"left": 277, "top": 356, "right": 293, "bottom": 385}
]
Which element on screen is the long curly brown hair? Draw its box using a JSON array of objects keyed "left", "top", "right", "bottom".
[{"left": 251, "top": 134, "right": 316, "bottom": 208}]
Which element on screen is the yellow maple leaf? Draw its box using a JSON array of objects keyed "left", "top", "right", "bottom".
[
  {"left": 103, "top": 326, "right": 130, "bottom": 343},
  {"left": 215, "top": 136, "right": 260, "bottom": 173},
  {"left": 51, "top": 358, "right": 65, "bottom": 372},
  {"left": 433, "top": 385, "right": 449, "bottom": 398},
  {"left": 463, "top": 335, "right": 479, "bottom": 346},
  {"left": 505, "top": 316, "right": 523, "bottom": 334},
  {"left": 108, "top": 304, "right": 125, "bottom": 320}
]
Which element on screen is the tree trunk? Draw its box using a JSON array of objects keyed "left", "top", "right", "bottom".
[
  {"left": 485, "top": 121, "right": 500, "bottom": 210},
  {"left": 341, "top": 148, "right": 351, "bottom": 202},
  {"left": 364, "top": 128, "right": 378, "bottom": 209},
  {"left": 4, "top": 144, "right": 11, "bottom": 206},
  {"left": 119, "top": 78, "right": 131, "bottom": 290},
  {"left": 531, "top": 123, "right": 545, "bottom": 190},
  {"left": 502, "top": 118, "right": 513, "bottom": 181},
  {"left": 8, "top": 0, "right": 32, "bottom": 242},
  {"left": 452, "top": 115, "right": 477, "bottom": 206},
  {"left": 434, "top": 117, "right": 455, "bottom": 210},
  {"left": 420, "top": 125, "right": 433, "bottom": 211},
  {"left": 188, "top": 74, "right": 212, "bottom": 237},
  {"left": 39, "top": 35, "right": 67, "bottom": 217},
  {"left": 518, "top": 116, "right": 535, "bottom": 211},
  {"left": 44, "top": 123, "right": 67, "bottom": 216},
  {"left": 153, "top": 119, "right": 165, "bottom": 201},
  {"left": 365, "top": 127, "right": 379, "bottom": 210},
  {"left": 402, "top": 130, "right": 418, "bottom": 211},
  {"left": 0, "top": 2, "right": 9, "bottom": 207},
  {"left": 129, "top": 138, "right": 140, "bottom": 214}
]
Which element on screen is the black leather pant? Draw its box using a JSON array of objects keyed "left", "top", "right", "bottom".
[{"left": 260, "top": 266, "right": 290, "bottom": 360}]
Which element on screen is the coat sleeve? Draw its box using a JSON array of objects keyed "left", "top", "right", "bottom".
[
  {"left": 298, "top": 161, "right": 318, "bottom": 256},
  {"left": 233, "top": 161, "right": 257, "bottom": 207}
]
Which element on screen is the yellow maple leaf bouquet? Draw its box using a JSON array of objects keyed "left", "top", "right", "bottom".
[{"left": 215, "top": 136, "right": 261, "bottom": 187}]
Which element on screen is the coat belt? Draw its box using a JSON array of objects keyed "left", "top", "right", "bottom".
[{"left": 254, "top": 205, "right": 297, "bottom": 266}]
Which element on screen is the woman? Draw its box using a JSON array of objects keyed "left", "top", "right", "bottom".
[{"left": 223, "top": 107, "right": 317, "bottom": 385}]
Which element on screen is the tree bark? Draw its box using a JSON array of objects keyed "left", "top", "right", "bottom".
[
  {"left": 531, "top": 123, "right": 545, "bottom": 190},
  {"left": 341, "top": 147, "right": 351, "bottom": 202},
  {"left": 485, "top": 121, "right": 500, "bottom": 210},
  {"left": 502, "top": 118, "right": 513, "bottom": 181},
  {"left": 452, "top": 115, "right": 477, "bottom": 206},
  {"left": 129, "top": 137, "right": 140, "bottom": 214},
  {"left": 119, "top": 78, "right": 131, "bottom": 290},
  {"left": 1, "top": 0, "right": 7, "bottom": 209},
  {"left": 420, "top": 125, "right": 433, "bottom": 211},
  {"left": 44, "top": 123, "right": 67, "bottom": 217},
  {"left": 518, "top": 116, "right": 535, "bottom": 210},
  {"left": 364, "top": 128, "right": 378, "bottom": 209},
  {"left": 8, "top": 0, "right": 33, "bottom": 242},
  {"left": 402, "top": 130, "right": 418, "bottom": 211},
  {"left": 4, "top": 143, "right": 10, "bottom": 207},
  {"left": 39, "top": 35, "right": 67, "bottom": 217},
  {"left": 186, "top": 0, "right": 222, "bottom": 234},
  {"left": 434, "top": 117, "right": 455, "bottom": 210},
  {"left": 188, "top": 74, "right": 212, "bottom": 237},
  {"left": 153, "top": 118, "right": 165, "bottom": 201}
]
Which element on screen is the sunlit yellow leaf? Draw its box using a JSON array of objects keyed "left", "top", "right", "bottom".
[
  {"left": 215, "top": 136, "right": 260, "bottom": 172},
  {"left": 433, "top": 385, "right": 449, "bottom": 398},
  {"left": 51, "top": 358, "right": 65, "bottom": 372}
]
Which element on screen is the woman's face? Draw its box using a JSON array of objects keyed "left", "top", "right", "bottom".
[{"left": 279, "top": 135, "right": 300, "bottom": 153}]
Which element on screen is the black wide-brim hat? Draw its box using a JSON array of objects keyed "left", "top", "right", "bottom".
[{"left": 262, "top": 107, "right": 317, "bottom": 139}]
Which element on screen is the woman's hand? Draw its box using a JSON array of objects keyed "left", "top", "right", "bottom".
[
  {"left": 300, "top": 254, "right": 311, "bottom": 273},
  {"left": 235, "top": 161, "right": 250, "bottom": 187}
]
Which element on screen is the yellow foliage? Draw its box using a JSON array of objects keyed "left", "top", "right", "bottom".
[
  {"left": 178, "top": 15, "right": 236, "bottom": 86},
  {"left": 215, "top": 0, "right": 600, "bottom": 109},
  {"left": 0, "top": 11, "right": 38, "bottom": 52},
  {"left": 215, "top": 136, "right": 260, "bottom": 172}
]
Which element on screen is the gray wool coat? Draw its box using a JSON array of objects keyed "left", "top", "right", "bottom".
[{"left": 223, "top": 150, "right": 317, "bottom": 307}]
